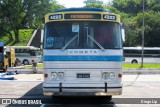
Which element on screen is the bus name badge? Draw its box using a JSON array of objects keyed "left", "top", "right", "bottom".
[
  {"left": 77, "top": 73, "right": 90, "bottom": 79},
  {"left": 68, "top": 49, "right": 99, "bottom": 55}
]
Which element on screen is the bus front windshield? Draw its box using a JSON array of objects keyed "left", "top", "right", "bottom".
[{"left": 44, "top": 21, "right": 122, "bottom": 49}]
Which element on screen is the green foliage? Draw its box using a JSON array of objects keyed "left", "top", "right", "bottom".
[
  {"left": 0, "top": 29, "right": 34, "bottom": 46},
  {"left": 123, "top": 19, "right": 142, "bottom": 47},
  {"left": 105, "top": 5, "right": 131, "bottom": 20},
  {"left": 112, "top": 0, "right": 160, "bottom": 16},
  {"left": 112, "top": 0, "right": 142, "bottom": 16},
  {"left": 134, "top": 11, "right": 160, "bottom": 47},
  {"left": 84, "top": 3, "right": 104, "bottom": 8},
  {"left": 109, "top": 0, "right": 160, "bottom": 47},
  {"left": 84, "top": 0, "right": 105, "bottom": 8},
  {"left": 123, "top": 63, "right": 160, "bottom": 69},
  {"left": 0, "top": 0, "right": 64, "bottom": 44}
]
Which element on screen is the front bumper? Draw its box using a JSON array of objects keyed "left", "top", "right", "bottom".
[{"left": 43, "top": 82, "right": 122, "bottom": 96}]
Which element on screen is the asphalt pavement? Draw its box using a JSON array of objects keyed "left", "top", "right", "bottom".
[{"left": 1, "top": 68, "right": 160, "bottom": 107}]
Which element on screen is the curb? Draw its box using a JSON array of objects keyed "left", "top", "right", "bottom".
[
  {"left": 123, "top": 69, "right": 160, "bottom": 74},
  {"left": 8, "top": 68, "right": 43, "bottom": 74}
]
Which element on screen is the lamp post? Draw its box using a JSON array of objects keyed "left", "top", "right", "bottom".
[{"left": 141, "top": 0, "right": 145, "bottom": 68}]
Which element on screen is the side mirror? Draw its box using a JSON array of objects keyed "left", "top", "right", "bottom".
[
  {"left": 40, "top": 29, "right": 44, "bottom": 49},
  {"left": 122, "top": 29, "right": 125, "bottom": 42}
]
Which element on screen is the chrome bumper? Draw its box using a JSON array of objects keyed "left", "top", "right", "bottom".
[{"left": 43, "top": 82, "right": 122, "bottom": 96}]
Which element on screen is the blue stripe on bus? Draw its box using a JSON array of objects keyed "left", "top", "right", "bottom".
[{"left": 43, "top": 56, "right": 123, "bottom": 61}]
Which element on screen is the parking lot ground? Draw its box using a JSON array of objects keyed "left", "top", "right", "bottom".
[
  {"left": 13, "top": 74, "right": 44, "bottom": 81},
  {"left": 1, "top": 74, "right": 160, "bottom": 107}
]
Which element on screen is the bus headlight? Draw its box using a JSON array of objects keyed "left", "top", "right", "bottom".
[
  {"left": 102, "top": 72, "right": 109, "bottom": 80},
  {"left": 109, "top": 72, "right": 115, "bottom": 79},
  {"left": 51, "top": 72, "right": 57, "bottom": 79},
  {"left": 58, "top": 72, "right": 64, "bottom": 79}
]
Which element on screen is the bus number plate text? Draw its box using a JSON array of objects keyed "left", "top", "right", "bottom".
[{"left": 77, "top": 73, "right": 90, "bottom": 78}]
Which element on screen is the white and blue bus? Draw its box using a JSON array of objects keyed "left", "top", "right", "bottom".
[
  {"left": 11, "top": 46, "right": 42, "bottom": 65},
  {"left": 124, "top": 47, "right": 160, "bottom": 64},
  {"left": 42, "top": 8, "right": 124, "bottom": 99}
]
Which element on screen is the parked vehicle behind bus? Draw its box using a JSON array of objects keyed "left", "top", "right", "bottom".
[
  {"left": 11, "top": 46, "right": 42, "bottom": 65},
  {"left": 123, "top": 47, "right": 160, "bottom": 64}
]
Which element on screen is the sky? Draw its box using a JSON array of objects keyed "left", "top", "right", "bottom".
[{"left": 57, "top": 0, "right": 110, "bottom": 8}]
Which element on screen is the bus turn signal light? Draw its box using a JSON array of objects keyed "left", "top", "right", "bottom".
[
  {"left": 118, "top": 74, "right": 122, "bottom": 78},
  {"left": 44, "top": 73, "right": 48, "bottom": 78}
]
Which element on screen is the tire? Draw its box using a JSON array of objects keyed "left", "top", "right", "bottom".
[
  {"left": 105, "top": 96, "right": 112, "bottom": 102},
  {"left": 23, "top": 60, "right": 29, "bottom": 65},
  {"left": 99, "top": 96, "right": 112, "bottom": 102},
  {"left": 131, "top": 60, "right": 138, "bottom": 64}
]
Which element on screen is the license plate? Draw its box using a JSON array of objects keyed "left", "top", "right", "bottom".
[{"left": 77, "top": 73, "right": 90, "bottom": 78}]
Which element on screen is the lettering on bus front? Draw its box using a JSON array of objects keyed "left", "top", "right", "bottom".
[{"left": 68, "top": 49, "right": 98, "bottom": 55}]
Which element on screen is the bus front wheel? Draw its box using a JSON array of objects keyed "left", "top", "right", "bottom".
[
  {"left": 23, "top": 60, "right": 29, "bottom": 65},
  {"left": 105, "top": 96, "right": 112, "bottom": 102},
  {"left": 100, "top": 96, "right": 112, "bottom": 102}
]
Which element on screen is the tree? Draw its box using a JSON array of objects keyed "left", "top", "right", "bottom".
[
  {"left": 84, "top": 0, "right": 105, "bottom": 8},
  {"left": 0, "top": 8, "right": 13, "bottom": 44},
  {"left": 135, "top": 11, "right": 160, "bottom": 47},
  {"left": 112, "top": 0, "right": 142, "bottom": 16},
  {"left": 110, "top": 0, "right": 160, "bottom": 47},
  {"left": 112, "top": 0, "right": 160, "bottom": 16},
  {"left": 0, "top": 0, "right": 64, "bottom": 44}
]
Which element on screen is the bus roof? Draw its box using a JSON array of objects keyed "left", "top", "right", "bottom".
[
  {"left": 54, "top": 8, "right": 111, "bottom": 13},
  {"left": 0, "top": 42, "right": 4, "bottom": 46}
]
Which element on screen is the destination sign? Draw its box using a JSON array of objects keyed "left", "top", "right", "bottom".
[{"left": 65, "top": 14, "right": 101, "bottom": 19}]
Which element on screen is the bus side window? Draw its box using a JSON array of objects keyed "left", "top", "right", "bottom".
[{"left": 30, "top": 50, "right": 36, "bottom": 56}]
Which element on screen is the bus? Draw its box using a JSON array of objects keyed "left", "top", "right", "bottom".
[
  {"left": 11, "top": 46, "right": 42, "bottom": 65},
  {"left": 42, "top": 8, "right": 124, "bottom": 99},
  {"left": 0, "top": 42, "right": 8, "bottom": 72},
  {"left": 123, "top": 47, "right": 160, "bottom": 64}
]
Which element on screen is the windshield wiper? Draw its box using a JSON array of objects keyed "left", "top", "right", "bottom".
[
  {"left": 87, "top": 35, "right": 105, "bottom": 51},
  {"left": 85, "top": 27, "right": 105, "bottom": 51},
  {"left": 61, "top": 34, "right": 79, "bottom": 51}
]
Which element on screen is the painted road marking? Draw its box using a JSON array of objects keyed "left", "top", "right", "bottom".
[{"left": 40, "top": 104, "right": 45, "bottom": 107}]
